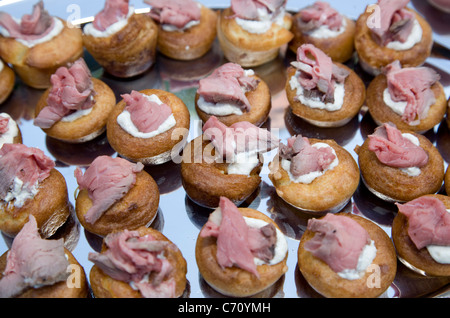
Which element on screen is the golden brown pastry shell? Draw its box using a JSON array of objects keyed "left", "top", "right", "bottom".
[
  {"left": 445, "top": 166, "right": 450, "bottom": 196},
  {"left": 392, "top": 194, "right": 450, "bottom": 277},
  {"left": 269, "top": 138, "right": 360, "bottom": 213},
  {"left": 82, "top": 13, "right": 158, "bottom": 78},
  {"left": 0, "top": 169, "right": 70, "bottom": 239},
  {"left": 298, "top": 213, "right": 397, "bottom": 298},
  {"left": 181, "top": 136, "right": 263, "bottom": 208},
  {"left": 286, "top": 64, "right": 366, "bottom": 127},
  {"left": 0, "top": 63, "right": 15, "bottom": 104},
  {"left": 367, "top": 75, "right": 447, "bottom": 134},
  {"left": 0, "top": 19, "right": 83, "bottom": 89},
  {"left": 355, "top": 131, "right": 444, "bottom": 203},
  {"left": 195, "top": 207, "right": 288, "bottom": 297},
  {"left": 157, "top": 5, "right": 217, "bottom": 60},
  {"left": 89, "top": 226, "right": 187, "bottom": 298},
  {"left": 195, "top": 75, "right": 271, "bottom": 127},
  {"left": 354, "top": 7, "right": 433, "bottom": 75},
  {"left": 0, "top": 248, "right": 89, "bottom": 298},
  {"left": 75, "top": 170, "right": 160, "bottom": 237},
  {"left": 217, "top": 8, "right": 293, "bottom": 67},
  {"left": 106, "top": 89, "right": 190, "bottom": 164},
  {"left": 35, "top": 78, "right": 116, "bottom": 143},
  {"left": 289, "top": 15, "right": 356, "bottom": 63}
]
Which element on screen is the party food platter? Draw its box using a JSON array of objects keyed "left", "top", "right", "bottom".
[{"left": 0, "top": 0, "right": 449, "bottom": 298}]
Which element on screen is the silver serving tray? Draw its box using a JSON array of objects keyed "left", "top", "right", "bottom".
[{"left": 0, "top": 0, "right": 449, "bottom": 298}]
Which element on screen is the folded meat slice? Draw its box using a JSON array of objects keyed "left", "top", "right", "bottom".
[
  {"left": 304, "top": 214, "right": 371, "bottom": 273},
  {"left": 369, "top": 0, "right": 414, "bottom": 46},
  {"left": 202, "top": 115, "right": 279, "bottom": 161},
  {"left": 0, "top": 1, "right": 55, "bottom": 41},
  {"left": 291, "top": 44, "right": 349, "bottom": 103},
  {"left": 121, "top": 91, "right": 173, "bottom": 134},
  {"left": 34, "top": 58, "right": 95, "bottom": 129},
  {"left": 279, "top": 135, "right": 336, "bottom": 178},
  {"left": 368, "top": 123, "right": 428, "bottom": 168},
  {"left": 198, "top": 63, "right": 259, "bottom": 112},
  {"left": 145, "top": 0, "right": 200, "bottom": 29},
  {"left": 200, "top": 197, "right": 278, "bottom": 277},
  {"left": 74, "top": 156, "right": 144, "bottom": 224},
  {"left": 0, "top": 215, "right": 69, "bottom": 298},
  {"left": 92, "top": 0, "right": 129, "bottom": 31},
  {"left": 231, "top": 0, "right": 286, "bottom": 20},
  {"left": 88, "top": 229, "right": 176, "bottom": 298},
  {"left": 384, "top": 61, "right": 440, "bottom": 124},
  {"left": 0, "top": 115, "right": 9, "bottom": 134},
  {"left": 0, "top": 143, "right": 55, "bottom": 201},
  {"left": 296, "top": 1, "right": 343, "bottom": 32},
  {"left": 396, "top": 196, "right": 450, "bottom": 250}
]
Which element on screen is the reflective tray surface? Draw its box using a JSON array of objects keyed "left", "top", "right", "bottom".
[{"left": 0, "top": 0, "right": 449, "bottom": 298}]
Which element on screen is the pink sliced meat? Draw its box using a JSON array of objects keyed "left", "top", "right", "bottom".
[
  {"left": 0, "top": 215, "right": 69, "bottom": 298},
  {"left": 0, "top": 115, "right": 9, "bottom": 134},
  {"left": 291, "top": 44, "right": 349, "bottom": 103},
  {"left": 368, "top": 123, "right": 429, "bottom": 168},
  {"left": 304, "top": 214, "right": 371, "bottom": 273},
  {"left": 279, "top": 135, "right": 336, "bottom": 178},
  {"left": 384, "top": 61, "right": 440, "bottom": 124},
  {"left": 297, "top": 1, "right": 343, "bottom": 32},
  {"left": 93, "top": 0, "right": 129, "bottom": 32},
  {"left": 74, "top": 156, "right": 144, "bottom": 224},
  {"left": 369, "top": 0, "right": 414, "bottom": 46},
  {"left": 231, "top": 0, "right": 286, "bottom": 20},
  {"left": 145, "top": 0, "right": 200, "bottom": 29},
  {"left": 121, "top": 90, "right": 173, "bottom": 134},
  {"left": 88, "top": 229, "right": 176, "bottom": 298},
  {"left": 0, "top": 1, "right": 55, "bottom": 42},
  {"left": 34, "top": 58, "right": 95, "bottom": 129},
  {"left": 198, "top": 63, "right": 259, "bottom": 112},
  {"left": 200, "top": 197, "right": 278, "bottom": 277},
  {"left": 202, "top": 116, "right": 279, "bottom": 161},
  {"left": 396, "top": 196, "right": 450, "bottom": 249},
  {"left": 0, "top": 143, "right": 55, "bottom": 201}
]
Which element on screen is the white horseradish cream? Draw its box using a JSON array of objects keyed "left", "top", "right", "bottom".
[
  {"left": 289, "top": 71, "right": 345, "bottom": 111},
  {"left": 161, "top": 3, "right": 202, "bottom": 32},
  {"left": 117, "top": 93, "right": 176, "bottom": 139},
  {"left": 0, "top": 17, "right": 64, "bottom": 48},
  {"left": 337, "top": 240, "right": 377, "bottom": 280},
  {"left": 281, "top": 142, "right": 339, "bottom": 184},
  {"left": 425, "top": 209, "right": 450, "bottom": 264},
  {"left": 386, "top": 19, "right": 422, "bottom": 51},
  {"left": 235, "top": 7, "right": 286, "bottom": 34},
  {"left": 3, "top": 177, "right": 39, "bottom": 208},
  {"left": 0, "top": 113, "right": 19, "bottom": 148},
  {"left": 0, "top": 59, "right": 3, "bottom": 73},
  {"left": 83, "top": 7, "right": 134, "bottom": 38},
  {"left": 305, "top": 18, "right": 347, "bottom": 39}
]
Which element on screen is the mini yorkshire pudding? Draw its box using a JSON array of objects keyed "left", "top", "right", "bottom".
[
  {"left": 106, "top": 89, "right": 190, "bottom": 165},
  {"left": 0, "top": 2, "right": 83, "bottom": 89},
  {"left": 0, "top": 61, "right": 15, "bottom": 104}
]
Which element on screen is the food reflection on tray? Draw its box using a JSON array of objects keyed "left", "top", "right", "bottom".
[{"left": 0, "top": 0, "right": 449, "bottom": 299}]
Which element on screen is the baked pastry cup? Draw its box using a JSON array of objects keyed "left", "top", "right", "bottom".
[
  {"left": 83, "top": 13, "right": 158, "bottom": 78},
  {"left": 355, "top": 130, "right": 444, "bottom": 203},
  {"left": 286, "top": 63, "right": 366, "bottom": 128},
  {"left": 35, "top": 78, "right": 116, "bottom": 143},
  {"left": 89, "top": 226, "right": 187, "bottom": 298},
  {"left": 289, "top": 8, "right": 355, "bottom": 63},
  {"left": 195, "top": 73, "right": 271, "bottom": 127},
  {"left": 446, "top": 166, "right": 450, "bottom": 195},
  {"left": 367, "top": 73, "right": 447, "bottom": 134},
  {"left": 0, "top": 168, "right": 71, "bottom": 239},
  {"left": 269, "top": 138, "right": 360, "bottom": 213},
  {"left": 107, "top": 89, "right": 190, "bottom": 165},
  {"left": 0, "top": 61, "right": 15, "bottom": 104},
  {"left": 392, "top": 194, "right": 450, "bottom": 277},
  {"left": 354, "top": 6, "right": 433, "bottom": 76},
  {"left": 195, "top": 206, "right": 288, "bottom": 297},
  {"left": 0, "top": 112, "right": 22, "bottom": 147},
  {"left": 75, "top": 169, "right": 160, "bottom": 237},
  {"left": 0, "top": 19, "right": 83, "bottom": 89},
  {"left": 0, "top": 246, "right": 89, "bottom": 298},
  {"left": 181, "top": 135, "right": 263, "bottom": 209},
  {"left": 155, "top": 4, "right": 217, "bottom": 61},
  {"left": 217, "top": 8, "right": 293, "bottom": 67},
  {"left": 298, "top": 213, "right": 397, "bottom": 298}
]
